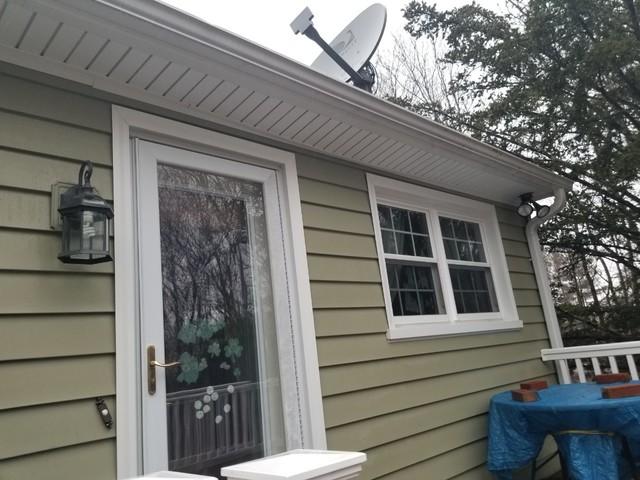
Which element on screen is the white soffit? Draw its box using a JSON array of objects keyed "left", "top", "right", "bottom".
[{"left": 0, "top": 0, "right": 572, "bottom": 205}]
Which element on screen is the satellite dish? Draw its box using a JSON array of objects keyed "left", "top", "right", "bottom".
[
  {"left": 291, "top": 4, "right": 387, "bottom": 91},
  {"left": 311, "top": 5, "right": 386, "bottom": 84}
]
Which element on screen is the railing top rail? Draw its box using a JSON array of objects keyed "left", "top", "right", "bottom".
[
  {"left": 541, "top": 341, "right": 640, "bottom": 361},
  {"left": 166, "top": 380, "right": 257, "bottom": 401}
]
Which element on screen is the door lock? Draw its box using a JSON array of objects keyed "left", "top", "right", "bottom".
[{"left": 147, "top": 345, "right": 181, "bottom": 395}]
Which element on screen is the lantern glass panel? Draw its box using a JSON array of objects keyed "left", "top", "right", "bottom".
[
  {"left": 61, "top": 210, "right": 110, "bottom": 262},
  {"left": 82, "top": 210, "right": 107, "bottom": 252},
  {"left": 61, "top": 210, "right": 83, "bottom": 255}
]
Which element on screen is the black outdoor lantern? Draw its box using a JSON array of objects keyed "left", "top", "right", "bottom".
[{"left": 58, "top": 161, "right": 114, "bottom": 264}]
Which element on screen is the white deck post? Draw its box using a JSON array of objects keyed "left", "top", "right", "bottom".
[{"left": 221, "top": 450, "right": 367, "bottom": 480}]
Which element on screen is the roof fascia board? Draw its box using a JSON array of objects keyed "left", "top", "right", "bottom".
[
  {"left": 92, "top": 0, "right": 572, "bottom": 190},
  {"left": 25, "top": 0, "right": 573, "bottom": 192}
]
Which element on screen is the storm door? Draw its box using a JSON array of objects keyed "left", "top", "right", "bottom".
[{"left": 135, "top": 140, "right": 294, "bottom": 476}]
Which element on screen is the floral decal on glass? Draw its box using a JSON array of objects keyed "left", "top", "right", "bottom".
[
  {"left": 193, "top": 385, "right": 235, "bottom": 422},
  {"left": 174, "top": 319, "right": 245, "bottom": 386}
]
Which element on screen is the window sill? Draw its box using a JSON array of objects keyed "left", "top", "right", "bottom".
[{"left": 386, "top": 319, "right": 523, "bottom": 341}]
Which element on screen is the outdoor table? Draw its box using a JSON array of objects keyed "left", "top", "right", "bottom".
[{"left": 488, "top": 382, "right": 640, "bottom": 479}]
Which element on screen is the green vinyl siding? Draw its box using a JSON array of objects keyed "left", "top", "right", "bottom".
[
  {"left": 296, "top": 153, "right": 556, "bottom": 479},
  {"left": 0, "top": 313, "right": 114, "bottom": 361},
  {"left": 317, "top": 323, "right": 549, "bottom": 366},
  {"left": 1, "top": 440, "right": 116, "bottom": 480},
  {"left": 0, "top": 68, "right": 557, "bottom": 479},
  {"left": 0, "top": 72, "right": 116, "bottom": 478},
  {"left": 1, "top": 397, "right": 116, "bottom": 460}
]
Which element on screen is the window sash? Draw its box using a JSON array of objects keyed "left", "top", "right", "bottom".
[
  {"left": 385, "top": 259, "right": 446, "bottom": 317},
  {"left": 446, "top": 259, "right": 491, "bottom": 268},
  {"left": 384, "top": 253, "right": 438, "bottom": 264},
  {"left": 377, "top": 204, "right": 435, "bottom": 258},
  {"left": 448, "top": 265, "right": 499, "bottom": 314},
  {"left": 378, "top": 203, "right": 444, "bottom": 319}
]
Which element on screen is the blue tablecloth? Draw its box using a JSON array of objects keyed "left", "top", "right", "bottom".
[{"left": 488, "top": 383, "right": 640, "bottom": 479}]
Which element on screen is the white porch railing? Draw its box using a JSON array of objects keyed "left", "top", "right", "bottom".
[
  {"left": 541, "top": 341, "right": 640, "bottom": 384},
  {"left": 167, "top": 381, "right": 262, "bottom": 472}
]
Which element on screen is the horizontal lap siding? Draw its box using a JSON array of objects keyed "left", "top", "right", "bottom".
[
  {"left": 296, "top": 153, "right": 555, "bottom": 479},
  {"left": 0, "top": 69, "right": 555, "bottom": 480},
  {"left": 0, "top": 73, "right": 116, "bottom": 478},
  {"left": 1, "top": 440, "right": 116, "bottom": 480}
]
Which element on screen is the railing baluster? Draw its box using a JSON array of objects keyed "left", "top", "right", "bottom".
[
  {"left": 184, "top": 396, "right": 192, "bottom": 467},
  {"left": 558, "top": 359, "right": 571, "bottom": 384},
  {"left": 171, "top": 400, "right": 179, "bottom": 466},
  {"left": 242, "top": 387, "right": 249, "bottom": 448},
  {"left": 195, "top": 398, "right": 203, "bottom": 459},
  {"left": 609, "top": 356, "right": 619, "bottom": 373},
  {"left": 225, "top": 389, "right": 231, "bottom": 454},
  {"left": 575, "top": 358, "right": 587, "bottom": 383},
  {"left": 627, "top": 355, "right": 639, "bottom": 380},
  {"left": 232, "top": 386, "right": 239, "bottom": 452},
  {"left": 591, "top": 357, "right": 602, "bottom": 375},
  {"left": 251, "top": 386, "right": 258, "bottom": 447}
]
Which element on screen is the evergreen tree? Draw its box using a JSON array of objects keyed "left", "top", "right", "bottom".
[{"left": 393, "top": 0, "right": 640, "bottom": 343}]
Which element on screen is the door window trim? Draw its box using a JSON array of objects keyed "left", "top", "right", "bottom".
[{"left": 112, "top": 106, "right": 326, "bottom": 478}]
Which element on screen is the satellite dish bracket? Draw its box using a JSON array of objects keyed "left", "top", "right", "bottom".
[
  {"left": 300, "top": 25, "right": 373, "bottom": 91},
  {"left": 291, "top": 7, "right": 374, "bottom": 91}
]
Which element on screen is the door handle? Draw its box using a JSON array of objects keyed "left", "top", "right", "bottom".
[
  {"left": 150, "top": 360, "right": 181, "bottom": 368},
  {"left": 147, "top": 345, "right": 181, "bottom": 395}
]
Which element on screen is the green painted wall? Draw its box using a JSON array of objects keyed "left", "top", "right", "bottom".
[{"left": 0, "top": 70, "right": 556, "bottom": 479}]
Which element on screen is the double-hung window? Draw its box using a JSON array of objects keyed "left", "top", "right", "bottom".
[{"left": 368, "top": 174, "right": 521, "bottom": 340}]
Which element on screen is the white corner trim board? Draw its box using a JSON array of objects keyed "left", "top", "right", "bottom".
[
  {"left": 525, "top": 187, "right": 571, "bottom": 383},
  {"left": 112, "top": 106, "right": 326, "bottom": 479}
]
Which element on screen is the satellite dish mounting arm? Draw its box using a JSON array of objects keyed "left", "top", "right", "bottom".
[{"left": 291, "top": 8, "right": 372, "bottom": 90}]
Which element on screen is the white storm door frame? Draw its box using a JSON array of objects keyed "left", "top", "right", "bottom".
[
  {"left": 136, "top": 140, "right": 294, "bottom": 473},
  {"left": 112, "top": 106, "right": 326, "bottom": 479}
]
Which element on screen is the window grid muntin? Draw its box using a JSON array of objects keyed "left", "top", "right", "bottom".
[
  {"left": 449, "top": 266, "right": 498, "bottom": 314},
  {"left": 439, "top": 216, "right": 486, "bottom": 262},
  {"left": 378, "top": 204, "right": 433, "bottom": 258},
  {"left": 386, "top": 261, "right": 442, "bottom": 316}
]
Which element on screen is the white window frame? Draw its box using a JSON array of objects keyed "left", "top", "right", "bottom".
[
  {"left": 367, "top": 174, "right": 521, "bottom": 340},
  {"left": 112, "top": 106, "right": 326, "bottom": 479}
]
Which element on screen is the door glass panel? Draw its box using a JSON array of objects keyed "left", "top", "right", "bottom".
[{"left": 157, "top": 164, "right": 286, "bottom": 476}]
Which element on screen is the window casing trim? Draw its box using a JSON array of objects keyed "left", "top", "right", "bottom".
[{"left": 367, "top": 174, "right": 522, "bottom": 340}]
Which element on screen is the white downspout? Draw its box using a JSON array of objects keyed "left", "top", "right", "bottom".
[{"left": 525, "top": 187, "right": 571, "bottom": 384}]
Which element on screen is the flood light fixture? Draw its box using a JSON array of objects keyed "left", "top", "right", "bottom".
[{"left": 517, "top": 193, "right": 551, "bottom": 219}]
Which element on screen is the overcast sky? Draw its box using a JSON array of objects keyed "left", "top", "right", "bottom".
[{"left": 160, "top": 1, "right": 501, "bottom": 66}]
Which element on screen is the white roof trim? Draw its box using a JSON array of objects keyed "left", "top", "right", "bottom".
[{"left": 0, "top": 0, "right": 572, "bottom": 204}]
